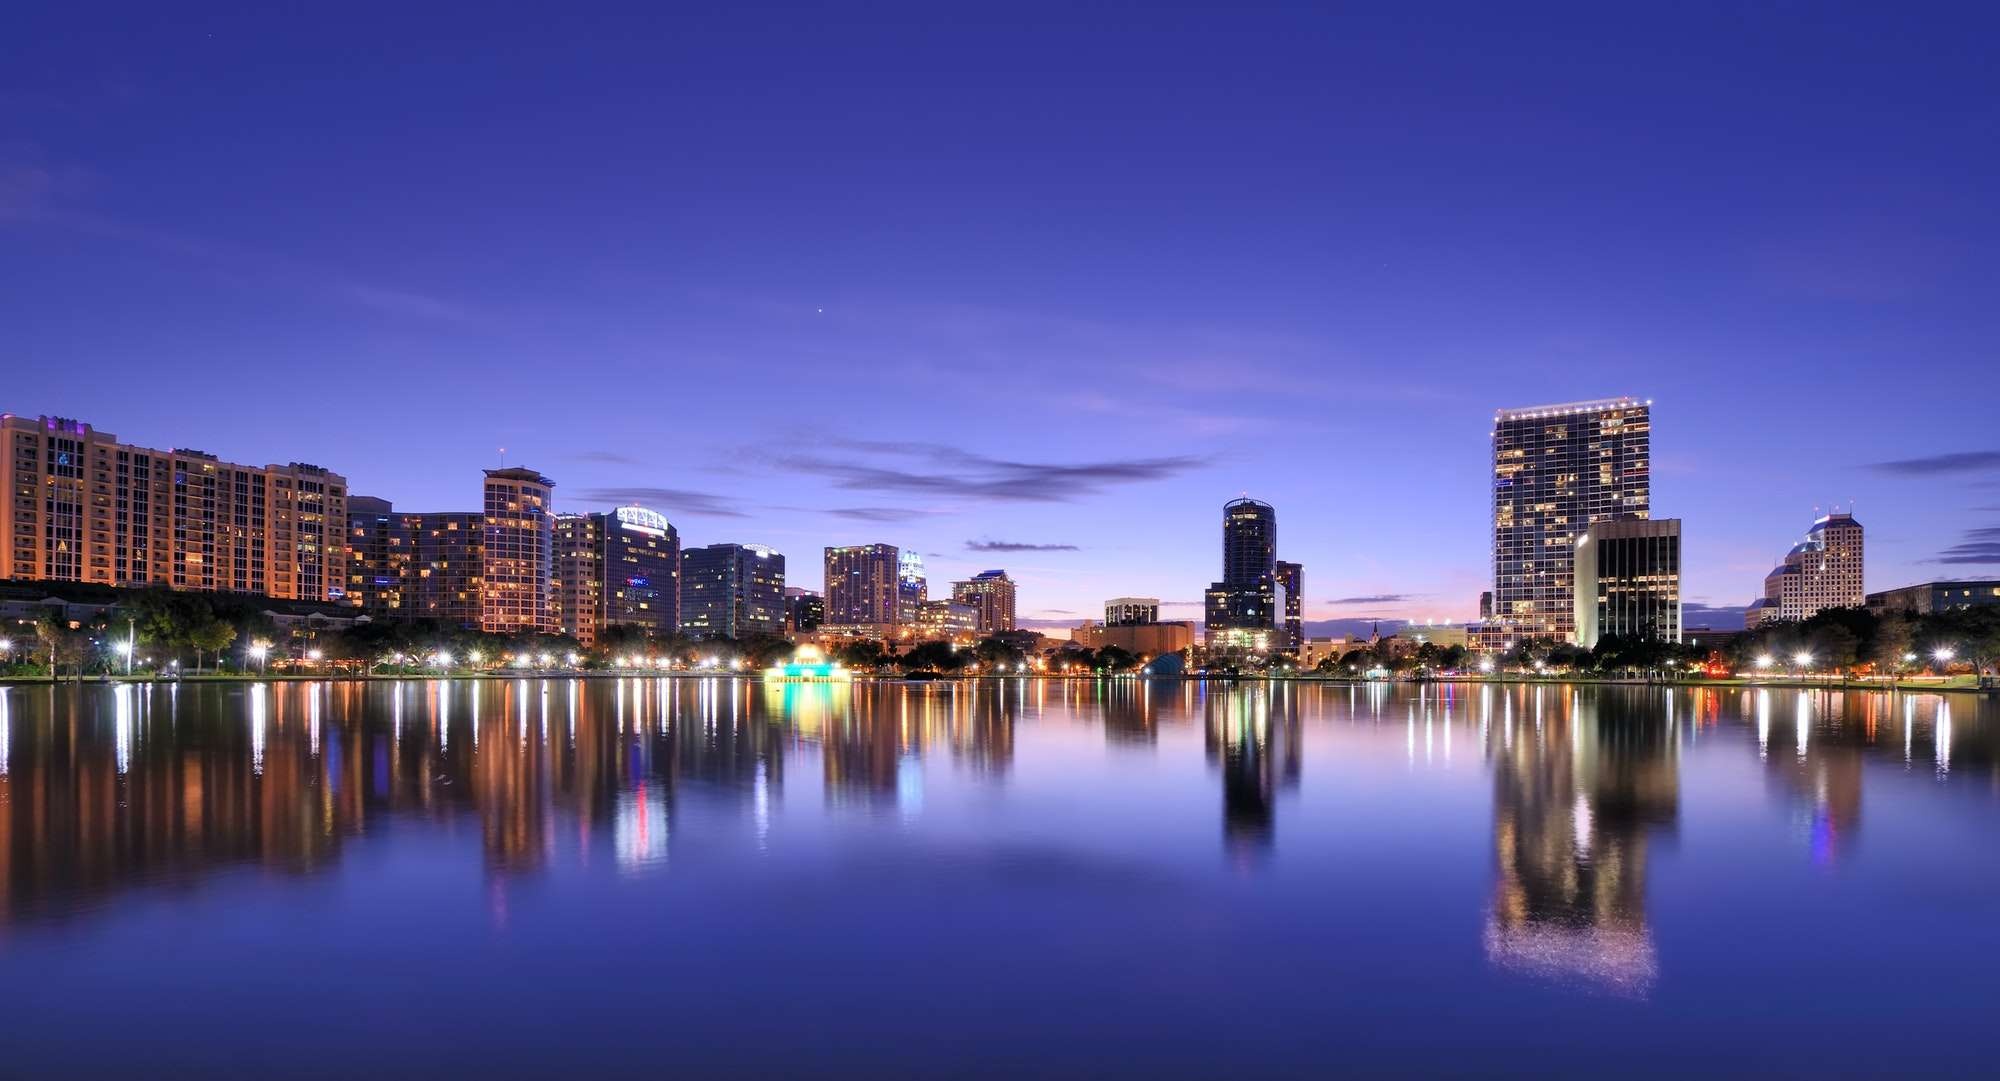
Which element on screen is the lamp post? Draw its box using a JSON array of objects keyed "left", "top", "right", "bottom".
[
  {"left": 248, "top": 642, "right": 269, "bottom": 676},
  {"left": 1933, "top": 646, "right": 1956, "bottom": 680},
  {"left": 114, "top": 637, "right": 133, "bottom": 676},
  {"left": 1792, "top": 651, "right": 1813, "bottom": 686},
  {"left": 1755, "top": 654, "right": 1774, "bottom": 681}
]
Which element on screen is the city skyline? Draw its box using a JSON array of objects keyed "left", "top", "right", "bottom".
[{"left": 6, "top": 7, "right": 1998, "bottom": 632}]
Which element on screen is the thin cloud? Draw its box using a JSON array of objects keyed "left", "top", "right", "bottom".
[
  {"left": 827, "top": 506, "right": 938, "bottom": 523},
  {"left": 1869, "top": 450, "right": 2000, "bottom": 476},
  {"left": 1326, "top": 593, "right": 1416, "bottom": 605},
  {"left": 967, "top": 539, "right": 1079, "bottom": 552},
  {"left": 571, "top": 450, "right": 643, "bottom": 465},
  {"left": 770, "top": 440, "right": 1205, "bottom": 503},
  {"left": 577, "top": 486, "right": 750, "bottom": 519},
  {"left": 1929, "top": 526, "right": 2000, "bottom": 565}
]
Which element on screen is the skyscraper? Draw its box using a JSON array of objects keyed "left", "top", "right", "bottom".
[
  {"left": 785, "top": 587, "right": 824, "bottom": 633},
  {"left": 824, "top": 544, "right": 900, "bottom": 625},
  {"left": 1573, "top": 517, "right": 1682, "bottom": 648},
  {"left": 1205, "top": 498, "right": 1280, "bottom": 638},
  {"left": 480, "top": 467, "right": 555, "bottom": 634},
  {"left": 404, "top": 511, "right": 483, "bottom": 626},
  {"left": 951, "top": 569, "right": 1017, "bottom": 633},
  {"left": 555, "top": 506, "right": 681, "bottom": 647},
  {"left": 682, "top": 543, "right": 786, "bottom": 639},
  {"left": 1491, "top": 398, "right": 1652, "bottom": 641},
  {"left": 1275, "top": 560, "right": 1303, "bottom": 654},
  {"left": 346, "top": 496, "right": 409, "bottom": 615},
  {"left": 1745, "top": 512, "right": 1864, "bottom": 627},
  {"left": 0, "top": 413, "right": 350, "bottom": 602},
  {"left": 897, "top": 549, "right": 928, "bottom": 624}
]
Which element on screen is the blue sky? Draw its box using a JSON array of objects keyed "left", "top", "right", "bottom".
[{"left": 4, "top": 3, "right": 1997, "bottom": 630}]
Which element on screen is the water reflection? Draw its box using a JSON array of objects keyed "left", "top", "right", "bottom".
[{"left": 0, "top": 679, "right": 1990, "bottom": 944}]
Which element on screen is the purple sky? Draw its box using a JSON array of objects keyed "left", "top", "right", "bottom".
[{"left": 4, "top": 4, "right": 1997, "bottom": 631}]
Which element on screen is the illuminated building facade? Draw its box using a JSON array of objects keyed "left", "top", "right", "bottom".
[
  {"left": 897, "top": 550, "right": 927, "bottom": 624},
  {"left": 1105, "top": 597, "right": 1159, "bottom": 625},
  {"left": 682, "top": 543, "right": 785, "bottom": 639},
  {"left": 554, "top": 506, "right": 681, "bottom": 647},
  {"left": 1276, "top": 560, "right": 1302, "bottom": 654},
  {"left": 403, "top": 511, "right": 483, "bottom": 625},
  {"left": 786, "top": 587, "right": 823, "bottom": 633},
  {"left": 1745, "top": 512, "right": 1864, "bottom": 628},
  {"left": 1205, "top": 497, "right": 1281, "bottom": 648},
  {"left": 345, "top": 496, "right": 409, "bottom": 614},
  {"left": 1866, "top": 579, "right": 2000, "bottom": 617},
  {"left": 825, "top": 543, "right": 900, "bottom": 625},
  {"left": 480, "top": 467, "right": 555, "bottom": 634},
  {"left": 1573, "top": 517, "right": 1682, "bottom": 648},
  {"left": 950, "top": 569, "right": 1016, "bottom": 633},
  {"left": 1491, "top": 397, "right": 1652, "bottom": 641},
  {"left": 0, "top": 413, "right": 348, "bottom": 602},
  {"left": 1073, "top": 619, "right": 1195, "bottom": 656},
  {"left": 917, "top": 598, "right": 979, "bottom": 639}
]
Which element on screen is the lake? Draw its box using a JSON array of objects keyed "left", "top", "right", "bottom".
[{"left": 0, "top": 678, "right": 1993, "bottom": 1079}]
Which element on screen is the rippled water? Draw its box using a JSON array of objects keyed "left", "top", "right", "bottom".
[{"left": 0, "top": 678, "right": 1993, "bottom": 1079}]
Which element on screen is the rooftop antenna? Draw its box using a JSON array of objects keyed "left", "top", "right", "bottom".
[{"left": 498, "top": 446, "right": 507, "bottom": 467}]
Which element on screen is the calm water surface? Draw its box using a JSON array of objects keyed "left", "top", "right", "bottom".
[{"left": 0, "top": 678, "right": 1995, "bottom": 1079}]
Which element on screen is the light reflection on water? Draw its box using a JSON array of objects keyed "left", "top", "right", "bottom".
[{"left": 0, "top": 679, "right": 1993, "bottom": 1078}]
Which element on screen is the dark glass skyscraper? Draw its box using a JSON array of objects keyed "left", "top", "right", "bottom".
[
  {"left": 682, "top": 543, "right": 786, "bottom": 639},
  {"left": 1275, "top": 560, "right": 1302, "bottom": 653},
  {"left": 555, "top": 507, "right": 681, "bottom": 647},
  {"left": 1206, "top": 498, "right": 1280, "bottom": 634}
]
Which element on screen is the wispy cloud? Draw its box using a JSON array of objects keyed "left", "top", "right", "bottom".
[
  {"left": 967, "top": 539, "right": 1079, "bottom": 552},
  {"left": 1869, "top": 450, "right": 2000, "bottom": 476},
  {"left": 827, "top": 506, "right": 938, "bottom": 523},
  {"left": 570, "top": 450, "right": 643, "bottom": 465},
  {"left": 1929, "top": 526, "right": 2000, "bottom": 565},
  {"left": 1327, "top": 593, "right": 1417, "bottom": 605},
  {"left": 770, "top": 439, "right": 1205, "bottom": 503},
  {"left": 577, "top": 486, "right": 750, "bottom": 519}
]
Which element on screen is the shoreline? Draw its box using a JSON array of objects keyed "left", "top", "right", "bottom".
[{"left": 3, "top": 671, "right": 1992, "bottom": 695}]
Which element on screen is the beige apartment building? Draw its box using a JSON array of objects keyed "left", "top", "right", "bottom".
[{"left": 2, "top": 413, "right": 347, "bottom": 601}]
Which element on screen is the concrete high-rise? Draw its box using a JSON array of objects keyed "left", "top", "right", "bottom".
[
  {"left": 1205, "top": 498, "right": 1280, "bottom": 637},
  {"left": 0, "top": 413, "right": 349, "bottom": 602},
  {"left": 480, "top": 467, "right": 555, "bottom": 634},
  {"left": 1573, "top": 517, "right": 1682, "bottom": 648},
  {"left": 1491, "top": 398, "right": 1652, "bottom": 641},
  {"left": 403, "top": 511, "right": 484, "bottom": 626},
  {"left": 824, "top": 543, "right": 901, "bottom": 624},
  {"left": 554, "top": 506, "right": 680, "bottom": 647},
  {"left": 682, "top": 543, "right": 786, "bottom": 639},
  {"left": 1745, "top": 512, "right": 1864, "bottom": 627},
  {"left": 951, "top": 569, "right": 1017, "bottom": 633}
]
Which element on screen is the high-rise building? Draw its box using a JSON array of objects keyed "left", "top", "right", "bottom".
[
  {"left": 1275, "top": 560, "right": 1303, "bottom": 654},
  {"left": 1745, "top": 512, "right": 1864, "bottom": 627},
  {"left": 1491, "top": 397, "right": 1652, "bottom": 641},
  {"left": 404, "top": 511, "right": 483, "bottom": 626},
  {"left": 555, "top": 506, "right": 681, "bottom": 647},
  {"left": 1573, "top": 517, "right": 1682, "bottom": 648},
  {"left": 897, "top": 549, "right": 927, "bottom": 624},
  {"left": 825, "top": 544, "right": 901, "bottom": 625},
  {"left": 785, "top": 587, "right": 824, "bottom": 633},
  {"left": 480, "top": 467, "right": 555, "bottom": 634},
  {"left": 950, "top": 569, "right": 1016, "bottom": 633},
  {"left": 346, "top": 496, "right": 409, "bottom": 615},
  {"left": 1205, "top": 497, "right": 1280, "bottom": 638},
  {"left": 1866, "top": 580, "right": 2000, "bottom": 617},
  {"left": 682, "top": 543, "right": 786, "bottom": 639},
  {"left": 0, "top": 413, "right": 349, "bottom": 601}
]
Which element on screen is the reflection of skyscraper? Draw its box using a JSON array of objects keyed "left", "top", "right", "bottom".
[
  {"left": 1484, "top": 687, "right": 1676, "bottom": 995},
  {"left": 1202, "top": 685, "right": 1301, "bottom": 851}
]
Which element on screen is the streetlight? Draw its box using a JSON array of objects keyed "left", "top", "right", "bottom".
[
  {"left": 1933, "top": 646, "right": 1956, "bottom": 671},
  {"left": 468, "top": 650, "right": 484, "bottom": 666},
  {"left": 1478, "top": 656, "right": 1494, "bottom": 674},
  {"left": 433, "top": 650, "right": 453, "bottom": 668},
  {"left": 114, "top": 637, "right": 134, "bottom": 676},
  {"left": 538, "top": 652, "right": 553, "bottom": 668},
  {"left": 306, "top": 648, "right": 323, "bottom": 663},
  {"left": 248, "top": 642, "right": 270, "bottom": 676},
  {"left": 1755, "top": 654, "right": 1774, "bottom": 672},
  {"left": 566, "top": 652, "right": 580, "bottom": 667}
]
